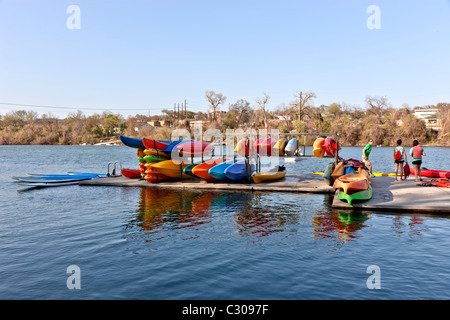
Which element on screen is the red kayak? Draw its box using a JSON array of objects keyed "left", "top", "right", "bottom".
[
  {"left": 191, "top": 158, "right": 228, "bottom": 180},
  {"left": 142, "top": 138, "right": 170, "bottom": 151},
  {"left": 259, "top": 138, "right": 276, "bottom": 156},
  {"left": 410, "top": 167, "right": 450, "bottom": 179},
  {"left": 145, "top": 173, "right": 171, "bottom": 183},
  {"left": 177, "top": 141, "right": 214, "bottom": 157},
  {"left": 322, "top": 136, "right": 339, "bottom": 157},
  {"left": 122, "top": 168, "right": 142, "bottom": 179}
]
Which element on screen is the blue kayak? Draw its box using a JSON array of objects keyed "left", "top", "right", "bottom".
[
  {"left": 224, "top": 160, "right": 255, "bottom": 181},
  {"left": 119, "top": 136, "right": 145, "bottom": 149},
  {"left": 208, "top": 161, "right": 233, "bottom": 181}
]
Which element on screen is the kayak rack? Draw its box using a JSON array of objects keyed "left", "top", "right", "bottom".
[{"left": 107, "top": 161, "right": 123, "bottom": 177}]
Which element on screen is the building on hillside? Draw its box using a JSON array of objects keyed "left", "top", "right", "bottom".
[{"left": 413, "top": 108, "right": 442, "bottom": 130}]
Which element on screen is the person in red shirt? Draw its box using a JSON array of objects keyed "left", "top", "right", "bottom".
[{"left": 409, "top": 140, "right": 426, "bottom": 182}]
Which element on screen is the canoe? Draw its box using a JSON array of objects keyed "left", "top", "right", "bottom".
[
  {"left": 149, "top": 159, "right": 192, "bottom": 179},
  {"left": 333, "top": 169, "right": 370, "bottom": 194},
  {"left": 252, "top": 167, "right": 287, "bottom": 184},
  {"left": 121, "top": 168, "right": 141, "bottom": 179},
  {"left": 284, "top": 138, "right": 298, "bottom": 156},
  {"left": 234, "top": 138, "right": 256, "bottom": 157},
  {"left": 143, "top": 149, "right": 170, "bottom": 158},
  {"left": 143, "top": 155, "right": 168, "bottom": 163},
  {"left": 273, "top": 138, "right": 288, "bottom": 156},
  {"left": 208, "top": 161, "right": 234, "bottom": 181},
  {"left": 410, "top": 167, "right": 450, "bottom": 179},
  {"left": 322, "top": 136, "right": 339, "bottom": 157},
  {"left": 192, "top": 158, "right": 228, "bottom": 180},
  {"left": 142, "top": 138, "right": 170, "bottom": 151},
  {"left": 177, "top": 141, "right": 214, "bottom": 157},
  {"left": 162, "top": 139, "right": 192, "bottom": 155},
  {"left": 224, "top": 159, "right": 255, "bottom": 181},
  {"left": 331, "top": 161, "right": 345, "bottom": 179},
  {"left": 119, "top": 136, "right": 145, "bottom": 149},
  {"left": 313, "top": 138, "right": 325, "bottom": 158},
  {"left": 338, "top": 185, "right": 373, "bottom": 206}
]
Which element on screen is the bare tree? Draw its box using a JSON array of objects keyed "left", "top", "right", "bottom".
[
  {"left": 205, "top": 90, "right": 226, "bottom": 122},
  {"left": 230, "top": 99, "right": 252, "bottom": 127},
  {"left": 255, "top": 93, "right": 270, "bottom": 128},
  {"left": 365, "top": 96, "right": 391, "bottom": 118},
  {"left": 293, "top": 91, "right": 316, "bottom": 121}
]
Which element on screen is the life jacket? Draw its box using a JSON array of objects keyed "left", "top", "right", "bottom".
[{"left": 412, "top": 146, "right": 423, "bottom": 159}]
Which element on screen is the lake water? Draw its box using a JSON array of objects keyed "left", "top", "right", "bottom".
[{"left": 0, "top": 145, "right": 449, "bottom": 300}]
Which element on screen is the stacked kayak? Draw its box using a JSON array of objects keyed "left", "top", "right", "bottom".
[
  {"left": 191, "top": 158, "right": 227, "bottom": 180},
  {"left": 322, "top": 136, "right": 340, "bottom": 157},
  {"left": 234, "top": 138, "right": 256, "bottom": 157},
  {"left": 273, "top": 138, "right": 288, "bottom": 156},
  {"left": 224, "top": 159, "right": 256, "bottom": 182},
  {"left": 333, "top": 168, "right": 372, "bottom": 206},
  {"left": 313, "top": 138, "right": 325, "bottom": 158},
  {"left": 313, "top": 136, "right": 339, "bottom": 158},
  {"left": 284, "top": 138, "right": 298, "bottom": 156},
  {"left": 208, "top": 161, "right": 234, "bottom": 181}
]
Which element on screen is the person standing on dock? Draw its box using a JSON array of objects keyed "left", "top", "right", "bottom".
[
  {"left": 393, "top": 139, "right": 407, "bottom": 181},
  {"left": 410, "top": 140, "right": 426, "bottom": 182},
  {"left": 362, "top": 139, "right": 374, "bottom": 175}
]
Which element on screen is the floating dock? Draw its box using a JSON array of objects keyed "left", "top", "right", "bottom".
[
  {"left": 79, "top": 173, "right": 335, "bottom": 194},
  {"left": 79, "top": 174, "right": 450, "bottom": 213},
  {"left": 331, "top": 176, "right": 450, "bottom": 213}
]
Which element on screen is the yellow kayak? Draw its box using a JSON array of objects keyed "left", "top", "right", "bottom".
[
  {"left": 252, "top": 168, "right": 287, "bottom": 184},
  {"left": 273, "top": 138, "right": 288, "bottom": 156},
  {"left": 143, "top": 148, "right": 170, "bottom": 158},
  {"left": 313, "top": 138, "right": 325, "bottom": 158},
  {"left": 333, "top": 169, "right": 370, "bottom": 194},
  {"left": 150, "top": 160, "right": 192, "bottom": 179}
]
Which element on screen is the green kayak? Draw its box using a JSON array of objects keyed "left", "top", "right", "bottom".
[
  {"left": 143, "top": 155, "right": 168, "bottom": 163},
  {"left": 183, "top": 162, "right": 202, "bottom": 178},
  {"left": 338, "top": 185, "right": 373, "bottom": 206}
]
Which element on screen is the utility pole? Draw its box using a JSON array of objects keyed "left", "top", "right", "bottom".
[{"left": 298, "top": 91, "right": 303, "bottom": 122}]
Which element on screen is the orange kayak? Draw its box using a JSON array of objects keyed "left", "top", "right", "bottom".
[
  {"left": 333, "top": 169, "right": 370, "bottom": 194},
  {"left": 192, "top": 158, "right": 228, "bottom": 180}
]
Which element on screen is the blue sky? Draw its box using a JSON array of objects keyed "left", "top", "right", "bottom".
[{"left": 1, "top": 0, "right": 449, "bottom": 118}]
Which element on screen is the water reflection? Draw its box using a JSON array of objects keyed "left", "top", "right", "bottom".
[
  {"left": 131, "top": 188, "right": 439, "bottom": 250},
  {"left": 312, "top": 210, "right": 370, "bottom": 243},
  {"left": 136, "top": 188, "right": 213, "bottom": 232},
  {"left": 134, "top": 188, "right": 306, "bottom": 240}
]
